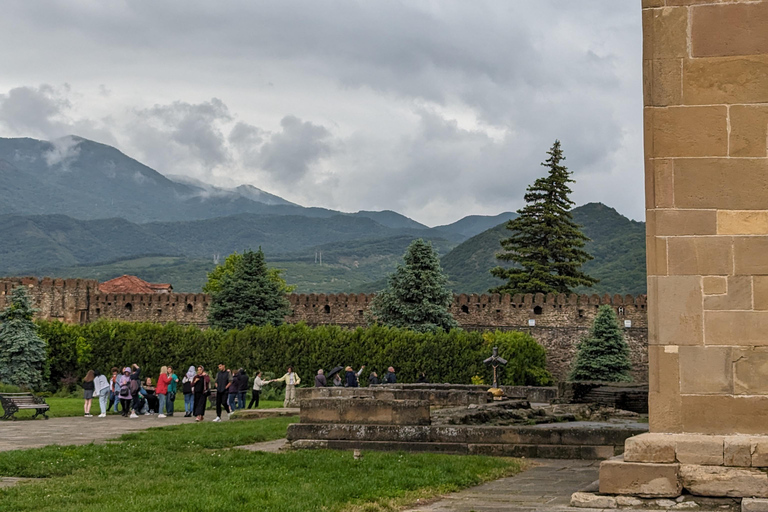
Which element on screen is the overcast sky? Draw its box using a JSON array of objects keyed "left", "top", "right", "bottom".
[{"left": 0, "top": 1, "right": 643, "bottom": 226}]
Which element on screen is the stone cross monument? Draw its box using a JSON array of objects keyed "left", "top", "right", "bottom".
[
  {"left": 483, "top": 346, "right": 508, "bottom": 389},
  {"left": 600, "top": 0, "right": 768, "bottom": 499}
]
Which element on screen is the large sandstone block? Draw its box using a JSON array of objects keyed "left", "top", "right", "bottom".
[
  {"left": 674, "top": 159, "right": 768, "bottom": 210},
  {"left": 692, "top": 3, "right": 768, "bottom": 58},
  {"left": 752, "top": 439, "right": 768, "bottom": 468},
  {"left": 725, "top": 436, "right": 753, "bottom": 467},
  {"left": 679, "top": 347, "right": 733, "bottom": 395},
  {"left": 624, "top": 433, "right": 676, "bottom": 463},
  {"left": 599, "top": 460, "right": 682, "bottom": 498},
  {"left": 667, "top": 237, "right": 734, "bottom": 276},
  {"left": 730, "top": 106, "right": 768, "bottom": 158},
  {"left": 733, "top": 349, "right": 768, "bottom": 395},
  {"left": 655, "top": 210, "right": 717, "bottom": 236},
  {"left": 705, "top": 311, "right": 768, "bottom": 347},
  {"left": 681, "top": 465, "right": 768, "bottom": 498},
  {"left": 299, "top": 398, "right": 430, "bottom": 426},
  {"left": 743, "top": 498, "right": 768, "bottom": 512},
  {"left": 675, "top": 435, "right": 725, "bottom": 466},
  {"left": 643, "top": 7, "right": 689, "bottom": 59},
  {"left": 652, "top": 106, "right": 728, "bottom": 158},
  {"left": 570, "top": 492, "right": 617, "bottom": 509},
  {"left": 681, "top": 396, "right": 768, "bottom": 435}
]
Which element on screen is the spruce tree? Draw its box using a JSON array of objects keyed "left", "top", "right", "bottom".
[
  {"left": 0, "top": 287, "right": 47, "bottom": 390},
  {"left": 490, "top": 140, "right": 597, "bottom": 295},
  {"left": 570, "top": 305, "right": 632, "bottom": 382},
  {"left": 208, "top": 249, "right": 291, "bottom": 330},
  {"left": 368, "top": 239, "right": 458, "bottom": 333}
]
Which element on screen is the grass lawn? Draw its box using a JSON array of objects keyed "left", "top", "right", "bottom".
[
  {"left": 0, "top": 417, "right": 524, "bottom": 511},
  {"left": 6, "top": 397, "right": 285, "bottom": 420}
]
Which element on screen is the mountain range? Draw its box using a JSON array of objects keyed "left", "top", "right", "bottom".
[{"left": 0, "top": 135, "right": 647, "bottom": 295}]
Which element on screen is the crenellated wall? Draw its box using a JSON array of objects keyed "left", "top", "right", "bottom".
[{"left": 0, "top": 277, "right": 649, "bottom": 381}]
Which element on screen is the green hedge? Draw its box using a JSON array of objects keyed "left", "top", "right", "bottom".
[{"left": 35, "top": 320, "right": 553, "bottom": 391}]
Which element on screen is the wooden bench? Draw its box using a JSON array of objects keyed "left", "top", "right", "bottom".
[{"left": 0, "top": 393, "right": 50, "bottom": 420}]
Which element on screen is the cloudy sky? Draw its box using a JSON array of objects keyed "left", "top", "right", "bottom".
[{"left": 0, "top": 1, "right": 643, "bottom": 226}]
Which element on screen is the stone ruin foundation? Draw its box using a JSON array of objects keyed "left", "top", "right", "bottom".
[
  {"left": 591, "top": 0, "right": 768, "bottom": 507},
  {"left": 286, "top": 385, "right": 647, "bottom": 459}
]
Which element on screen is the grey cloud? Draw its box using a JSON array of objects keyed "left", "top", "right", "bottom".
[
  {"left": 0, "top": 1, "right": 644, "bottom": 224},
  {"left": 44, "top": 136, "right": 81, "bottom": 170},
  {"left": 0, "top": 85, "right": 71, "bottom": 138},
  {"left": 257, "top": 116, "right": 333, "bottom": 184}
]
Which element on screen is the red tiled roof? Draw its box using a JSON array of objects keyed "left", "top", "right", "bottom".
[{"left": 99, "top": 275, "right": 173, "bottom": 294}]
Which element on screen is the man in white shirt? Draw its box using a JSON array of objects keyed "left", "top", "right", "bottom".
[{"left": 273, "top": 366, "right": 301, "bottom": 408}]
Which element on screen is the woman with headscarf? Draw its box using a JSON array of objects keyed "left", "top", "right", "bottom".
[
  {"left": 82, "top": 370, "right": 95, "bottom": 417},
  {"left": 182, "top": 365, "right": 196, "bottom": 417}
]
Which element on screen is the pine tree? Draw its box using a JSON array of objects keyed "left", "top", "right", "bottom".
[
  {"left": 570, "top": 305, "right": 632, "bottom": 382},
  {"left": 0, "top": 287, "right": 47, "bottom": 390},
  {"left": 490, "top": 140, "right": 597, "bottom": 295},
  {"left": 208, "top": 249, "right": 291, "bottom": 330},
  {"left": 203, "top": 251, "right": 295, "bottom": 294},
  {"left": 368, "top": 239, "right": 458, "bottom": 333}
]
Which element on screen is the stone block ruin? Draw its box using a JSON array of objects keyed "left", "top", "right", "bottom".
[
  {"left": 286, "top": 384, "right": 648, "bottom": 459},
  {"left": 582, "top": 0, "right": 768, "bottom": 507}
]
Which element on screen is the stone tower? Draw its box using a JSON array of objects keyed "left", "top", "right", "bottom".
[{"left": 600, "top": 0, "right": 768, "bottom": 498}]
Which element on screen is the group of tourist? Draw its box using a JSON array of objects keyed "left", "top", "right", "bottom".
[
  {"left": 313, "top": 366, "right": 398, "bottom": 388},
  {"left": 81, "top": 363, "right": 401, "bottom": 421}
]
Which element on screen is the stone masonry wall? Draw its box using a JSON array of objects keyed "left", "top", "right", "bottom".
[
  {"left": 644, "top": 0, "right": 768, "bottom": 434},
  {"left": 1, "top": 277, "right": 649, "bottom": 381}
]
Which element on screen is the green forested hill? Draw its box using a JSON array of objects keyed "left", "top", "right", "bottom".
[{"left": 441, "top": 203, "right": 647, "bottom": 295}]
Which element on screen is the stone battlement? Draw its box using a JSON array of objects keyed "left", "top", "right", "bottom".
[{"left": 0, "top": 276, "right": 649, "bottom": 380}]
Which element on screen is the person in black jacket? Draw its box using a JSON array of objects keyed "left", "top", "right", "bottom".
[
  {"left": 214, "top": 364, "right": 231, "bottom": 422},
  {"left": 368, "top": 371, "right": 379, "bottom": 386},
  {"left": 384, "top": 367, "right": 396, "bottom": 384},
  {"left": 237, "top": 369, "right": 248, "bottom": 410}
]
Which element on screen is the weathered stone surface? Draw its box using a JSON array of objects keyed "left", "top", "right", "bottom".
[
  {"left": 705, "top": 311, "right": 768, "bottom": 347},
  {"left": 742, "top": 498, "right": 768, "bottom": 512},
  {"left": 648, "top": 276, "right": 703, "bottom": 345},
  {"left": 652, "top": 106, "right": 728, "bottom": 158},
  {"left": 672, "top": 501, "right": 699, "bottom": 510},
  {"left": 299, "top": 398, "right": 431, "bottom": 426},
  {"left": 570, "top": 492, "right": 617, "bottom": 509},
  {"left": 615, "top": 495, "right": 643, "bottom": 507},
  {"left": 675, "top": 435, "right": 725, "bottom": 466},
  {"left": 674, "top": 159, "right": 768, "bottom": 211},
  {"left": 599, "top": 460, "right": 681, "bottom": 498},
  {"left": 752, "top": 438, "right": 768, "bottom": 468},
  {"left": 667, "top": 237, "right": 734, "bottom": 276},
  {"left": 681, "top": 396, "right": 768, "bottom": 435},
  {"left": 648, "top": 345, "right": 682, "bottom": 433},
  {"left": 724, "top": 436, "right": 753, "bottom": 467},
  {"left": 656, "top": 499, "right": 678, "bottom": 508},
  {"left": 730, "top": 106, "right": 768, "bottom": 158},
  {"left": 702, "top": 277, "right": 727, "bottom": 296},
  {"left": 643, "top": 7, "right": 689, "bottom": 59},
  {"left": 646, "top": 58, "right": 683, "bottom": 107},
  {"left": 655, "top": 210, "right": 717, "bottom": 237},
  {"left": 703, "top": 277, "right": 753, "bottom": 311},
  {"left": 754, "top": 277, "right": 768, "bottom": 311},
  {"left": 692, "top": 3, "right": 768, "bottom": 58},
  {"left": 624, "top": 433, "right": 676, "bottom": 463},
  {"left": 681, "top": 464, "right": 768, "bottom": 498},
  {"left": 733, "top": 349, "right": 768, "bottom": 396},
  {"left": 679, "top": 347, "right": 733, "bottom": 395}
]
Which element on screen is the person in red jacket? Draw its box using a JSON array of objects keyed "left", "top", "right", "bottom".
[{"left": 156, "top": 366, "right": 171, "bottom": 418}]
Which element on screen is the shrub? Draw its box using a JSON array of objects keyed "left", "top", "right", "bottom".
[{"left": 36, "top": 320, "right": 554, "bottom": 391}]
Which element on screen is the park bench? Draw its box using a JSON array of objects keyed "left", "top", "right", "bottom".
[{"left": 0, "top": 393, "right": 50, "bottom": 420}]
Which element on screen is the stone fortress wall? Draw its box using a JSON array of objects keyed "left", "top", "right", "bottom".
[{"left": 0, "top": 276, "right": 649, "bottom": 381}]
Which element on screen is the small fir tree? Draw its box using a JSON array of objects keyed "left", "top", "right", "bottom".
[
  {"left": 570, "top": 305, "right": 632, "bottom": 382},
  {"left": 208, "top": 249, "right": 291, "bottom": 330},
  {"left": 490, "top": 140, "right": 597, "bottom": 295},
  {"left": 368, "top": 239, "right": 458, "bottom": 333},
  {"left": 0, "top": 287, "right": 47, "bottom": 390}
]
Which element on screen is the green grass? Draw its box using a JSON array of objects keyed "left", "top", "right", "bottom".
[
  {"left": 0, "top": 418, "right": 523, "bottom": 511},
  {"left": 6, "top": 397, "right": 285, "bottom": 420}
]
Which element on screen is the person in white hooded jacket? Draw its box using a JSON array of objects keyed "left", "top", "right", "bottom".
[{"left": 93, "top": 370, "right": 111, "bottom": 418}]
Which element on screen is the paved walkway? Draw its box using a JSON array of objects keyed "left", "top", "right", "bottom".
[
  {"left": 234, "top": 438, "right": 288, "bottom": 453},
  {"left": 403, "top": 459, "right": 600, "bottom": 512}
]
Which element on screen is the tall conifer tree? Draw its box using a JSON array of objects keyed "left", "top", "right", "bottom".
[
  {"left": 368, "top": 239, "right": 458, "bottom": 333},
  {"left": 0, "top": 287, "right": 47, "bottom": 390},
  {"left": 208, "top": 249, "right": 291, "bottom": 330},
  {"left": 490, "top": 140, "right": 597, "bottom": 295},
  {"left": 570, "top": 305, "right": 632, "bottom": 382}
]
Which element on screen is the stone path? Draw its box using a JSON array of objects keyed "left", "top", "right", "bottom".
[
  {"left": 234, "top": 438, "right": 288, "bottom": 453},
  {"left": 403, "top": 459, "right": 601, "bottom": 512}
]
